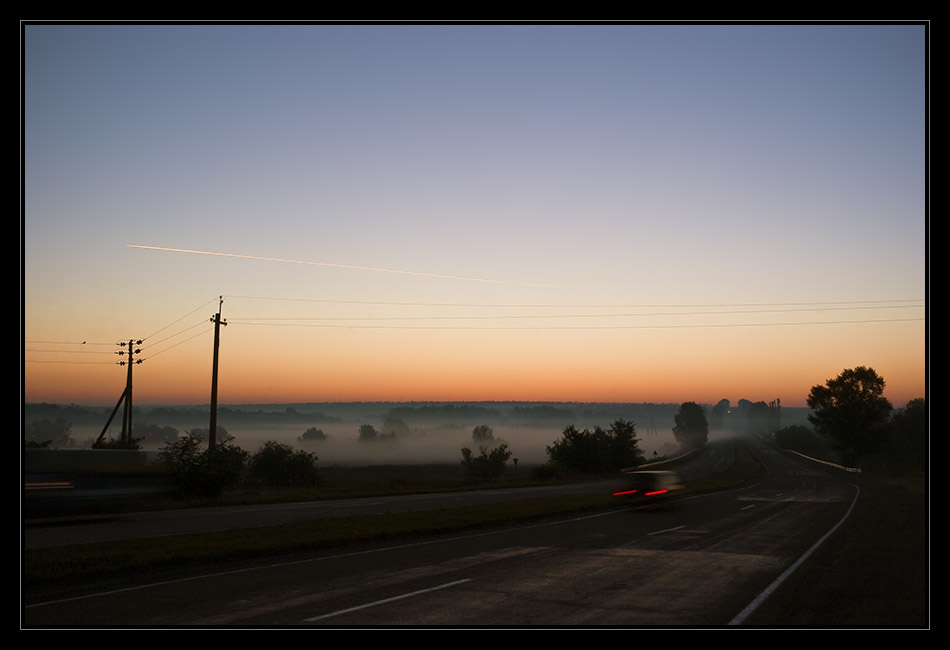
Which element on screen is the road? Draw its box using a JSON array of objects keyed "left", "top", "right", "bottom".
[{"left": 23, "top": 434, "right": 861, "bottom": 626}]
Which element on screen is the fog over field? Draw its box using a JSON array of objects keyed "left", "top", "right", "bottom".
[
  {"left": 215, "top": 423, "right": 680, "bottom": 467},
  {"left": 31, "top": 401, "right": 810, "bottom": 467}
]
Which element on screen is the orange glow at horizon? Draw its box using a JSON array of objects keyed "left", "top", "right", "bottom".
[{"left": 24, "top": 320, "right": 926, "bottom": 409}]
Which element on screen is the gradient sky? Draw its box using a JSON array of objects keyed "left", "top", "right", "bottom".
[{"left": 23, "top": 23, "right": 927, "bottom": 408}]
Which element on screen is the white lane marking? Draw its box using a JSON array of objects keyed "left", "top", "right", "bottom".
[
  {"left": 302, "top": 579, "right": 472, "bottom": 622},
  {"left": 647, "top": 525, "right": 686, "bottom": 536},
  {"left": 728, "top": 482, "right": 861, "bottom": 626}
]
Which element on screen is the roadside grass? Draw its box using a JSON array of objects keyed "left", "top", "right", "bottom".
[{"left": 24, "top": 493, "right": 614, "bottom": 588}]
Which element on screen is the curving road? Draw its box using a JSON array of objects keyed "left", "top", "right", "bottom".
[{"left": 24, "top": 434, "right": 861, "bottom": 626}]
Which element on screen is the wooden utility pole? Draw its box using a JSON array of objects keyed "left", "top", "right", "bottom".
[
  {"left": 208, "top": 296, "right": 226, "bottom": 450},
  {"left": 122, "top": 339, "right": 134, "bottom": 445},
  {"left": 94, "top": 339, "right": 141, "bottom": 448}
]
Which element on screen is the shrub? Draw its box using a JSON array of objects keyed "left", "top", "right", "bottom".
[
  {"left": 460, "top": 444, "right": 512, "bottom": 481},
  {"left": 300, "top": 427, "right": 327, "bottom": 441},
  {"left": 545, "top": 419, "right": 644, "bottom": 474},
  {"left": 158, "top": 432, "right": 248, "bottom": 498},
  {"left": 248, "top": 441, "right": 320, "bottom": 487}
]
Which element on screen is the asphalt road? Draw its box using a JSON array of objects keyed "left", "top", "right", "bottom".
[{"left": 23, "top": 435, "right": 862, "bottom": 627}]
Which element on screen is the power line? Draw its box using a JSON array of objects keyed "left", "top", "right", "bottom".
[
  {"left": 226, "top": 294, "right": 924, "bottom": 310},
  {"left": 228, "top": 303, "right": 924, "bottom": 322},
  {"left": 143, "top": 297, "right": 220, "bottom": 341},
  {"left": 142, "top": 327, "right": 211, "bottom": 360},
  {"left": 229, "top": 316, "right": 924, "bottom": 331}
]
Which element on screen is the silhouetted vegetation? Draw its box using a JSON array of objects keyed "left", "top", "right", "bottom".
[
  {"left": 25, "top": 417, "right": 73, "bottom": 448},
  {"left": 709, "top": 399, "right": 730, "bottom": 430},
  {"left": 387, "top": 404, "right": 502, "bottom": 422},
  {"left": 158, "top": 432, "right": 248, "bottom": 498},
  {"left": 544, "top": 419, "right": 644, "bottom": 475},
  {"left": 134, "top": 423, "right": 180, "bottom": 446},
  {"left": 807, "top": 366, "right": 892, "bottom": 460},
  {"left": 673, "top": 402, "right": 709, "bottom": 451},
  {"left": 381, "top": 417, "right": 410, "bottom": 438},
  {"left": 510, "top": 404, "right": 574, "bottom": 422},
  {"left": 358, "top": 424, "right": 378, "bottom": 441},
  {"left": 460, "top": 443, "right": 512, "bottom": 480},
  {"left": 248, "top": 441, "right": 320, "bottom": 487},
  {"left": 299, "top": 427, "right": 327, "bottom": 441},
  {"left": 886, "top": 397, "right": 926, "bottom": 473},
  {"left": 472, "top": 424, "right": 494, "bottom": 442}
]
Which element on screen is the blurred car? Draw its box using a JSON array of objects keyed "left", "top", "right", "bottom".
[{"left": 613, "top": 470, "right": 685, "bottom": 507}]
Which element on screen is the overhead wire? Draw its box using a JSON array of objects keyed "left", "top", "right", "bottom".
[{"left": 225, "top": 296, "right": 924, "bottom": 330}]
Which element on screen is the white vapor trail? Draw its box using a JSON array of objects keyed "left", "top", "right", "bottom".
[{"left": 128, "top": 245, "right": 557, "bottom": 288}]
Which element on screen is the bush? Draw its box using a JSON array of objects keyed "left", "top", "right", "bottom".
[
  {"left": 460, "top": 444, "right": 512, "bottom": 481},
  {"left": 158, "top": 432, "right": 248, "bottom": 498},
  {"left": 300, "top": 427, "right": 327, "bottom": 441},
  {"left": 545, "top": 419, "right": 644, "bottom": 474},
  {"left": 358, "top": 424, "right": 378, "bottom": 441},
  {"left": 248, "top": 441, "right": 320, "bottom": 487}
]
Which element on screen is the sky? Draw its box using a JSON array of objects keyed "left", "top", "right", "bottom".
[{"left": 23, "top": 23, "right": 927, "bottom": 408}]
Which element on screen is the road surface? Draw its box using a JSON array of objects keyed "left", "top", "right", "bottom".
[{"left": 24, "top": 434, "right": 860, "bottom": 626}]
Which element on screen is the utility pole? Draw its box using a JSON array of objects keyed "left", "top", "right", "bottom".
[
  {"left": 208, "top": 296, "right": 226, "bottom": 450},
  {"left": 95, "top": 339, "right": 142, "bottom": 448}
]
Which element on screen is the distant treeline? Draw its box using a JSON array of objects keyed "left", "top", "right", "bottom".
[
  {"left": 387, "top": 404, "right": 503, "bottom": 421},
  {"left": 24, "top": 403, "right": 344, "bottom": 428},
  {"left": 25, "top": 400, "right": 812, "bottom": 433}
]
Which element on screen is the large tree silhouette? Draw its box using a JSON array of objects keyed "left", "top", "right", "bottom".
[
  {"left": 672, "top": 402, "right": 708, "bottom": 451},
  {"left": 807, "top": 366, "right": 892, "bottom": 457}
]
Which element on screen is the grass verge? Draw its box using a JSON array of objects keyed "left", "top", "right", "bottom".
[{"left": 24, "top": 494, "right": 615, "bottom": 589}]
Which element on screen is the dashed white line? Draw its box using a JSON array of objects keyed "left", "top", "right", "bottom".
[{"left": 302, "top": 579, "right": 473, "bottom": 622}]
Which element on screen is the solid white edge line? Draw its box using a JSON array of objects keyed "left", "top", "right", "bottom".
[
  {"left": 302, "top": 579, "right": 472, "bottom": 622},
  {"left": 728, "top": 483, "right": 861, "bottom": 625}
]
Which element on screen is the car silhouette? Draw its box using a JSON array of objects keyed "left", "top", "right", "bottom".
[{"left": 613, "top": 470, "right": 685, "bottom": 507}]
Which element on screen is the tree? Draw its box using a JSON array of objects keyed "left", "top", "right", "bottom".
[
  {"left": 249, "top": 441, "right": 319, "bottom": 487},
  {"left": 709, "top": 399, "right": 730, "bottom": 430},
  {"left": 460, "top": 443, "right": 512, "bottom": 480},
  {"left": 605, "top": 418, "right": 645, "bottom": 470},
  {"left": 158, "top": 432, "right": 248, "bottom": 498},
  {"left": 545, "top": 419, "right": 644, "bottom": 474},
  {"left": 358, "top": 424, "right": 378, "bottom": 441},
  {"left": 807, "top": 366, "right": 892, "bottom": 458},
  {"left": 472, "top": 424, "right": 494, "bottom": 442},
  {"left": 888, "top": 398, "right": 926, "bottom": 471},
  {"left": 672, "top": 402, "right": 708, "bottom": 451},
  {"left": 381, "top": 417, "right": 410, "bottom": 438},
  {"left": 300, "top": 427, "right": 327, "bottom": 441},
  {"left": 134, "top": 423, "right": 180, "bottom": 446}
]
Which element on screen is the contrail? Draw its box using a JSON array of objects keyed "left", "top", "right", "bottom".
[{"left": 128, "top": 245, "right": 557, "bottom": 288}]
